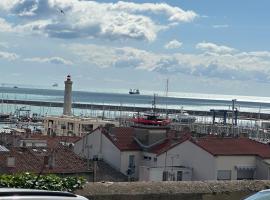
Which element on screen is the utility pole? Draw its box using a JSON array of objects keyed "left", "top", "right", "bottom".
[
  {"left": 232, "top": 99, "right": 237, "bottom": 126},
  {"left": 93, "top": 156, "right": 98, "bottom": 183}
]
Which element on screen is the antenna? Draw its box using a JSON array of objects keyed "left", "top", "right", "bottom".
[{"left": 31, "top": 148, "right": 55, "bottom": 189}]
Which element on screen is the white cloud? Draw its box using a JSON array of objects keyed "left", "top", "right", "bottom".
[
  {"left": 212, "top": 24, "right": 229, "bottom": 29},
  {"left": 0, "top": 42, "right": 9, "bottom": 48},
  {"left": 165, "top": 40, "right": 183, "bottom": 49},
  {"left": 0, "top": 51, "right": 19, "bottom": 61},
  {"left": 0, "top": 0, "right": 20, "bottom": 10},
  {"left": 242, "top": 51, "right": 270, "bottom": 58},
  {"left": 0, "top": 18, "right": 13, "bottom": 32},
  {"left": 0, "top": 0, "right": 197, "bottom": 41},
  {"left": 67, "top": 43, "right": 270, "bottom": 83},
  {"left": 108, "top": 1, "right": 198, "bottom": 22},
  {"left": 24, "top": 56, "right": 73, "bottom": 65},
  {"left": 196, "top": 42, "right": 236, "bottom": 54}
]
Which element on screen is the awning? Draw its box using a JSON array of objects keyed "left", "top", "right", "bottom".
[{"left": 235, "top": 166, "right": 256, "bottom": 171}]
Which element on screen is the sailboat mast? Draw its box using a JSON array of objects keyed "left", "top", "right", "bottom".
[
  {"left": 152, "top": 94, "right": 156, "bottom": 115},
  {"left": 165, "top": 78, "right": 169, "bottom": 118}
]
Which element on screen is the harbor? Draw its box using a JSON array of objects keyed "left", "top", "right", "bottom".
[
  {"left": 1, "top": 76, "right": 270, "bottom": 141},
  {"left": 1, "top": 96, "right": 270, "bottom": 142},
  {"left": 1, "top": 98, "right": 270, "bottom": 120}
]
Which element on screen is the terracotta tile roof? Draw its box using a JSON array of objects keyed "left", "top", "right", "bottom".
[
  {"left": 193, "top": 136, "right": 270, "bottom": 158},
  {"left": 29, "top": 135, "right": 81, "bottom": 148},
  {"left": 102, "top": 127, "right": 141, "bottom": 151},
  {"left": 0, "top": 146, "right": 91, "bottom": 174},
  {"left": 149, "top": 134, "right": 191, "bottom": 155}
]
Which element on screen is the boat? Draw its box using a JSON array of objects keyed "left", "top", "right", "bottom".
[
  {"left": 131, "top": 112, "right": 170, "bottom": 126},
  {"left": 0, "top": 113, "right": 11, "bottom": 122},
  {"left": 129, "top": 89, "right": 140, "bottom": 95},
  {"left": 130, "top": 94, "right": 170, "bottom": 127},
  {"left": 52, "top": 83, "right": 58, "bottom": 87},
  {"left": 169, "top": 109, "right": 196, "bottom": 123}
]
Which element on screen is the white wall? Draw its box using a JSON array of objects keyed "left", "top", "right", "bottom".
[
  {"left": 139, "top": 166, "right": 149, "bottom": 181},
  {"left": 74, "top": 128, "right": 121, "bottom": 171},
  {"left": 102, "top": 135, "right": 121, "bottom": 171},
  {"left": 215, "top": 156, "right": 256, "bottom": 180},
  {"left": 139, "top": 166, "right": 192, "bottom": 181},
  {"left": 140, "top": 152, "right": 157, "bottom": 167},
  {"left": 255, "top": 158, "right": 270, "bottom": 180},
  {"left": 157, "top": 140, "right": 216, "bottom": 181},
  {"left": 74, "top": 129, "right": 102, "bottom": 159}
]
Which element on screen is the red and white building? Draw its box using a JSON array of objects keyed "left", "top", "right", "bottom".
[{"left": 74, "top": 127, "right": 270, "bottom": 181}]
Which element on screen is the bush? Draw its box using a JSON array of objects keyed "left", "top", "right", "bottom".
[{"left": 0, "top": 173, "right": 86, "bottom": 192}]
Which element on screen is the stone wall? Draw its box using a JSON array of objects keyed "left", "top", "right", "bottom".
[{"left": 76, "top": 180, "right": 270, "bottom": 200}]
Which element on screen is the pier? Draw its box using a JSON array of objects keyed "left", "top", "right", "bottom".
[
  {"left": 2, "top": 98, "right": 270, "bottom": 142},
  {"left": 1, "top": 99, "right": 270, "bottom": 120}
]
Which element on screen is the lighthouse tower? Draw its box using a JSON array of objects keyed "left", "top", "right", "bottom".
[{"left": 63, "top": 75, "right": 73, "bottom": 116}]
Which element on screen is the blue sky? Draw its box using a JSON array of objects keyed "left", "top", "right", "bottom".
[{"left": 0, "top": 0, "right": 270, "bottom": 96}]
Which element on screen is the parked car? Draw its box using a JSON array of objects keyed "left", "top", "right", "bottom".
[
  {"left": 244, "top": 189, "right": 270, "bottom": 200},
  {"left": 0, "top": 188, "right": 88, "bottom": 200}
]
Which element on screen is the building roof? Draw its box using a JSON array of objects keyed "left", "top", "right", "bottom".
[
  {"left": 0, "top": 146, "right": 91, "bottom": 174},
  {"left": 30, "top": 135, "right": 81, "bottom": 148},
  {"left": 45, "top": 115, "right": 119, "bottom": 124},
  {"left": 102, "top": 127, "right": 141, "bottom": 151},
  {"left": 148, "top": 136, "right": 190, "bottom": 155},
  {"left": 192, "top": 136, "right": 270, "bottom": 159}
]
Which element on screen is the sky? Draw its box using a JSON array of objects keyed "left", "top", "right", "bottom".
[{"left": 0, "top": 0, "right": 270, "bottom": 96}]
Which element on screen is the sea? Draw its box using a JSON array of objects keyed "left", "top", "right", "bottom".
[{"left": 1, "top": 87, "right": 270, "bottom": 118}]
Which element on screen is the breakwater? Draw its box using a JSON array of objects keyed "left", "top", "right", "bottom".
[
  {"left": 1, "top": 99, "right": 270, "bottom": 120},
  {"left": 76, "top": 180, "right": 270, "bottom": 200}
]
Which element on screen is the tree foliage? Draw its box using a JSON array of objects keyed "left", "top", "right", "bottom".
[{"left": 0, "top": 173, "right": 86, "bottom": 192}]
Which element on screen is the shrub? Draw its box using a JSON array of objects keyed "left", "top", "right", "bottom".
[{"left": 0, "top": 173, "right": 86, "bottom": 192}]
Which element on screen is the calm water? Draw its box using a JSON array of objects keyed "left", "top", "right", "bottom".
[{"left": 0, "top": 87, "right": 270, "bottom": 115}]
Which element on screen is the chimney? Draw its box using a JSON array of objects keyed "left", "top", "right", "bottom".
[
  {"left": 44, "top": 152, "right": 55, "bottom": 169},
  {"left": 7, "top": 156, "right": 15, "bottom": 167},
  {"left": 63, "top": 75, "right": 73, "bottom": 116}
]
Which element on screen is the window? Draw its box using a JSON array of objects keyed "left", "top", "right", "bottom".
[
  {"left": 143, "top": 156, "right": 151, "bottom": 160},
  {"left": 177, "top": 171, "right": 182, "bottom": 181},
  {"left": 162, "top": 171, "right": 168, "bottom": 181},
  {"left": 217, "top": 170, "right": 231, "bottom": 180},
  {"left": 129, "top": 155, "right": 135, "bottom": 168},
  {"left": 82, "top": 124, "right": 93, "bottom": 132}
]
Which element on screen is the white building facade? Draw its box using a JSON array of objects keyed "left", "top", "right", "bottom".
[
  {"left": 74, "top": 128, "right": 270, "bottom": 181},
  {"left": 43, "top": 116, "right": 119, "bottom": 136}
]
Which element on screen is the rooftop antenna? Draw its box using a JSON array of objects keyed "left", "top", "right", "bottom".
[{"left": 31, "top": 149, "right": 55, "bottom": 189}]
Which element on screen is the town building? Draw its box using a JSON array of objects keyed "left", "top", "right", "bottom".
[
  {"left": 74, "top": 127, "right": 270, "bottom": 182},
  {"left": 43, "top": 115, "right": 119, "bottom": 136},
  {"left": 0, "top": 145, "right": 91, "bottom": 178},
  {"left": 0, "top": 132, "right": 127, "bottom": 182},
  {"left": 74, "top": 126, "right": 192, "bottom": 181}
]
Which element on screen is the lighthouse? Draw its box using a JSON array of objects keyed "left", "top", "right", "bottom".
[{"left": 63, "top": 75, "right": 73, "bottom": 116}]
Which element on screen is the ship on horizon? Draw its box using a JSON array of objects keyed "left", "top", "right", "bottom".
[{"left": 129, "top": 89, "right": 140, "bottom": 95}]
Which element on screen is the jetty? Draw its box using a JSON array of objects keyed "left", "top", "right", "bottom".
[{"left": 1, "top": 99, "right": 270, "bottom": 120}]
